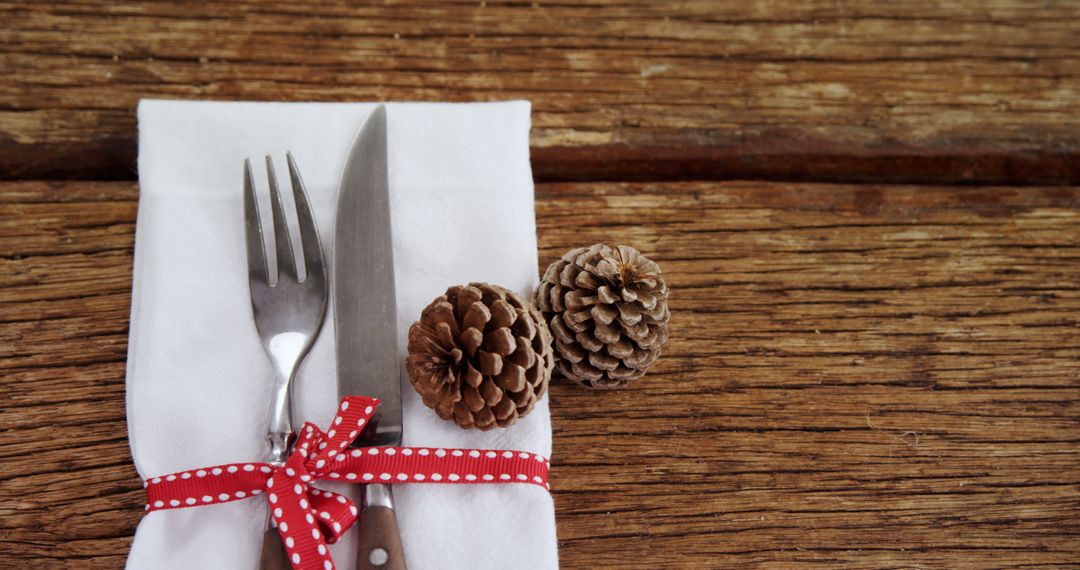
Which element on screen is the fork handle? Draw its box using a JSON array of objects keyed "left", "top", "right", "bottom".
[
  {"left": 356, "top": 484, "right": 406, "bottom": 570},
  {"left": 259, "top": 526, "right": 293, "bottom": 570}
]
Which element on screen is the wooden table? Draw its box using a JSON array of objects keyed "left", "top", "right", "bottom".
[{"left": 1, "top": 2, "right": 1077, "bottom": 568}]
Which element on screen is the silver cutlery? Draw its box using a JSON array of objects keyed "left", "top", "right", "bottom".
[
  {"left": 244, "top": 153, "right": 328, "bottom": 570},
  {"left": 334, "top": 105, "right": 407, "bottom": 570}
]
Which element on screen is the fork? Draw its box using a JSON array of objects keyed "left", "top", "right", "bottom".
[{"left": 243, "top": 153, "right": 328, "bottom": 570}]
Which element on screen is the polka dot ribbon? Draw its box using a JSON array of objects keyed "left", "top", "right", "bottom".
[{"left": 143, "top": 396, "right": 550, "bottom": 570}]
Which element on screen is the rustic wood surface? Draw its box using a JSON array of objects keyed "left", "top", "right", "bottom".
[
  {"left": 2, "top": 0, "right": 1079, "bottom": 184},
  {"left": 2, "top": 0, "right": 1079, "bottom": 567},
  {"left": 1, "top": 180, "right": 1077, "bottom": 568}
]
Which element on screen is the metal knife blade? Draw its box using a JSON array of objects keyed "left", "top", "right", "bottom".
[{"left": 333, "top": 105, "right": 402, "bottom": 448}]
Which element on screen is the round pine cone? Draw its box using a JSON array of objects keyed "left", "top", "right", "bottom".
[
  {"left": 536, "top": 244, "right": 669, "bottom": 389},
  {"left": 406, "top": 283, "right": 554, "bottom": 430}
]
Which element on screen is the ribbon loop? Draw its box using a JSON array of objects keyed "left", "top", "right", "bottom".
[
  {"left": 142, "top": 396, "right": 550, "bottom": 570},
  {"left": 308, "top": 487, "right": 358, "bottom": 543}
]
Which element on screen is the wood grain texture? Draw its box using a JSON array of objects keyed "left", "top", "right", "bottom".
[
  {"left": 1, "top": 180, "right": 1077, "bottom": 568},
  {"left": 2, "top": 0, "right": 1079, "bottom": 184}
]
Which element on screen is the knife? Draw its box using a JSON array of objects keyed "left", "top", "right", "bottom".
[{"left": 334, "top": 105, "right": 407, "bottom": 570}]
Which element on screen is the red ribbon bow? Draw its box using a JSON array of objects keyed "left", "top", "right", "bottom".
[{"left": 143, "top": 396, "right": 550, "bottom": 570}]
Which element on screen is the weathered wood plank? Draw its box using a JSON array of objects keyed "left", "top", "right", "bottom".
[
  {"left": 0, "top": 180, "right": 1077, "bottom": 568},
  {"left": 1, "top": 1, "right": 1078, "bottom": 183}
]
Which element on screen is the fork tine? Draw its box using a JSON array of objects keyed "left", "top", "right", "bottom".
[
  {"left": 243, "top": 158, "right": 269, "bottom": 284},
  {"left": 266, "top": 155, "right": 297, "bottom": 282},
  {"left": 286, "top": 152, "right": 325, "bottom": 284}
]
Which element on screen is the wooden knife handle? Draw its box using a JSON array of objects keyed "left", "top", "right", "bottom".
[
  {"left": 356, "top": 505, "right": 407, "bottom": 570},
  {"left": 259, "top": 526, "right": 293, "bottom": 570}
]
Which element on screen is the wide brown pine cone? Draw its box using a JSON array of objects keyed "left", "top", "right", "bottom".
[
  {"left": 406, "top": 283, "right": 554, "bottom": 430},
  {"left": 536, "top": 244, "right": 669, "bottom": 389}
]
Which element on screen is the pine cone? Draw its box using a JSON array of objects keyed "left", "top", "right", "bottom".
[
  {"left": 406, "top": 283, "right": 554, "bottom": 430},
  {"left": 536, "top": 244, "right": 669, "bottom": 389}
]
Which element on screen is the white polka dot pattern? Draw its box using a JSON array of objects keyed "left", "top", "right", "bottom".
[{"left": 139, "top": 395, "right": 551, "bottom": 570}]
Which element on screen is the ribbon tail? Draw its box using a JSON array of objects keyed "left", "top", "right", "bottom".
[{"left": 267, "top": 475, "right": 335, "bottom": 570}]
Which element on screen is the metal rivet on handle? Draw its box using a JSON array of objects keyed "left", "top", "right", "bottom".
[{"left": 369, "top": 548, "right": 389, "bottom": 566}]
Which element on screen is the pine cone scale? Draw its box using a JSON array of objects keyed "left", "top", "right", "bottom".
[
  {"left": 463, "top": 363, "right": 482, "bottom": 387},
  {"left": 511, "top": 314, "right": 536, "bottom": 339},
  {"left": 463, "top": 302, "right": 491, "bottom": 331},
  {"left": 550, "top": 316, "right": 575, "bottom": 344},
  {"left": 492, "top": 397, "right": 515, "bottom": 420},
  {"left": 597, "top": 286, "right": 618, "bottom": 304},
  {"left": 463, "top": 384, "right": 485, "bottom": 411},
  {"left": 495, "top": 362, "right": 526, "bottom": 392},
  {"left": 592, "top": 304, "right": 617, "bottom": 325},
  {"left": 555, "top": 339, "right": 585, "bottom": 363},
  {"left": 461, "top": 328, "right": 482, "bottom": 355},
  {"left": 606, "top": 339, "right": 633, "bottom": 358},
  {"left": 484, "top": 327, "right": 516, "bottom": 355},
  {"left": 617, "top": 303, "right": 642, "bottom": 325},
  {"left": 576, "top": 330, "right": 604, "bottom": 352},
  {"left": 490, "top": 300, "right": 516, "bottom": 328},
  {"left": 478, "top": 350, "right": 502, "bottom": 375},
  {"left": 479, "top": 379, "right": 501, "bottom": 403},
  {"left": 594, "top": 321, "right": 620, "bottom": 343},
  {"left": 508, "top": 339, "right": 536, "bottom": 369}
]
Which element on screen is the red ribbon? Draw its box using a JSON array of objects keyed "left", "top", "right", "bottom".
[{"left": 142, "top": 396, "right": 550, "bottom": 570}]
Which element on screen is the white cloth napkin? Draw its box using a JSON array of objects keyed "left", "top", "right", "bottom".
[{"left": 126, "top": 100, "right": 558, "bottom": 569}]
